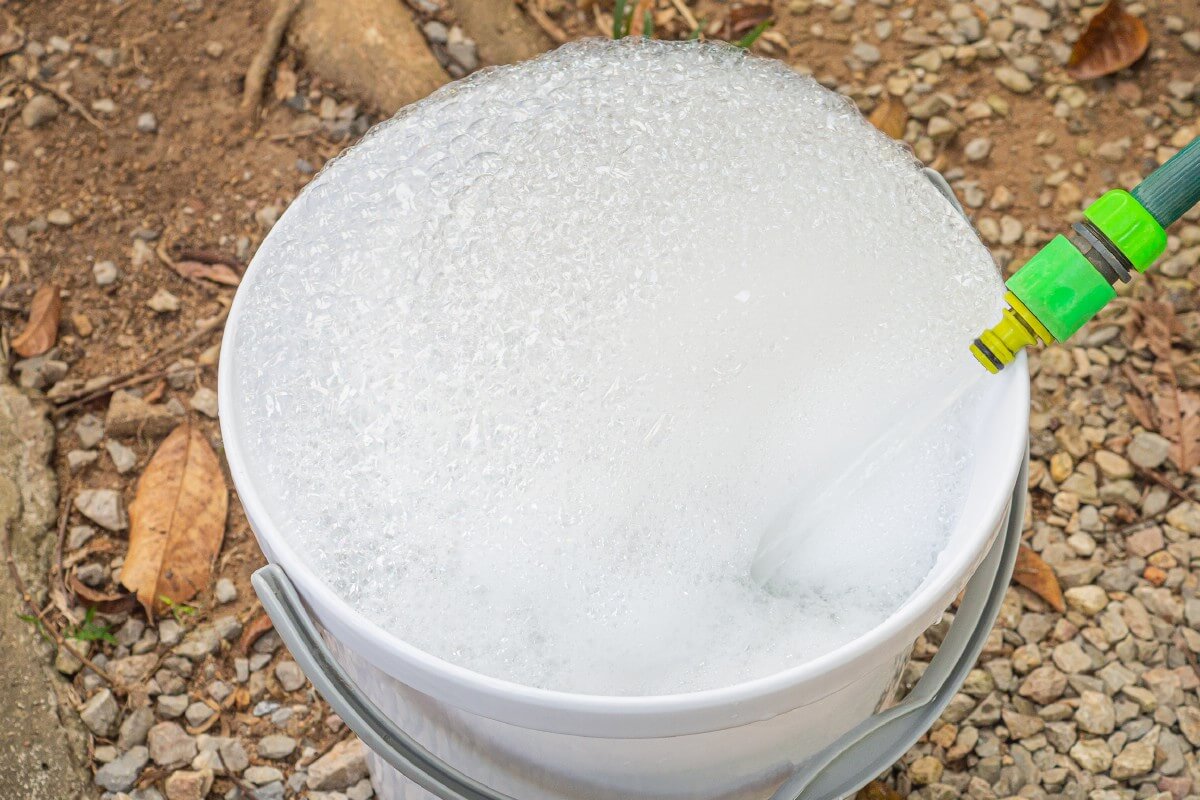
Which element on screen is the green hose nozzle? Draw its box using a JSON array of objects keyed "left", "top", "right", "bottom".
[{"left": 972, "top": 137, "right": 1200, "bottom": 373}]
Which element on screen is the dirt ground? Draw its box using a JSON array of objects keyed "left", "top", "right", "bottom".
[{"left": 2, "top": 0, "right": 1200, "bottom": 798}]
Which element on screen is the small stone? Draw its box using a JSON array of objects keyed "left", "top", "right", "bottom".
[
  {"left": 1064, "top": 585, "right": 1108, "bottom": 615},
  {"left": 422, "top": 20, "right": 448, "bottom": 43},
  {"left": 307, "top": 738, "right": 368, "bottom": 790},
  {"left": 1070, "top": 738, "right": 1112, "bottom": 772},
  {"left": 68, "top": 524, "right": 96, "bottom": 549},
  {"left": 149, "top": 722, "right": 197, "bottom": 767},
  {"left": 909, "top": 755, "right": 943, "bottom": 785},
  {"left": 46, "top": 208, "right": 74, "bottom": 227},
  {"left": 148, "top": 289, "right": 180, "bottom": 313},
  {"left": 159, "top": 618, "right": 183, "bottom": 646},
  {"left": 214, "top": 578, "right": 237, "bottom": 604},
  {"left": 185, "top": 701, "right": 216, "bottom": 727},
  {"left": 964, "top": 137, "right": 992, "bottom": 162},
  {"left": 1166, "top": 502, "right": 1200, "bottom": 534},
  {"left": 245, "top": 765, "right": 285, "bottom": 785},
  {"left": 106, "top": 439, "right": 137, "bottom": 473},
  {"left": 204, "top": 41, "right": 225, "bottom": 58},
  {"left": 94, "top": 745, "right": 149, "bottom": 792},
  {"left": 1177, "top": 706, "right": 1200, "bottom": 746},
  {"left": 255, "top": 205, "right": 281, "bottom": 231},
  {"left": 220, "top": 738, "right": 249, "bottom": 774},
  {"left": 213, "top": 614, "right": 242, "bottom": 641},
  {"left": 446, "top": 40, "right": 478, "bottom": 72},
  {"left": 1052, "top": 640, "right": 1092, "bottom": 674},
  {"left": 175, "top": 626, "right": 221, "bottom": 660},
  {"left": 1075, "top": 691, "right": 1116, "bottom": 734},
  {"left": 80, "top": 688, "right": 120, "bottom": 737},
  {"left": 137, "top": 112, "right": 158, "bottom": 133},
  {"left": 106, "top": 390, "right": 176, "bottom": 438},
  {"left": 850, "top": 41, "right": 881, "bottom": 65},
  {"left": 1111, "top": 738, "right": 1155, "bottom": 779},
  {"left": 67, "top": 449, "right": 98, "bottom": 471},
  {"left": 258, "top": 734, "right": 297, "bottom": 760},
  {"left": 1128, "top": 432, "right": 1171, "bottom": 469},
  {"left": 93, "top": 260, "right": 120, "bottom": 286},
  {"left": 1018, "top": 665, "right": 1067, "bottom": 704},
  {"left": 76, "top": 414, "right": 105, "bottom": 448},
  {"left": 275, "top": 660, "right": 306, "bottom": 692},
  {"left": 74, "top": 488, "right": 128, "bottom": 531},
  {"left": 995, "top": 66, "right": 1034, "bottom": 93},
  {"left": 157, "top": 694, "right": 189, "bottom": 719},
  {"left": 1094, "top": 450, "right": 1133, "bottom": 479},
  {"left": 347, "top": 778, "right": 374, "bottom": 800},
  {"left": 22, "top": 94, "right": 59, "bottom": 128},
  {"left": 164, "top": 768, "right": 213, "bottom": 800},
  {"left": 189, "top": 387, "right": 218, "bottom": 418},
  {"left": 119, "top": 706, "right": 155, "bottom": 751},
  {"left": 1125, "top": 526, "right": 1164, "bottom": 557}
]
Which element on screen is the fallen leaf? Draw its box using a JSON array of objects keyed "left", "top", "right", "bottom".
[
  {"left": 1124, "top": 392, "right": 1155, "bottom": 430},
  {"left": 238, "top": 611, "right": 275, "bottom": 654},
  {"left": 856, "top": 781, "right": 902, "bottom": 800},
  {"left": 729, "top": 1, "right": 772, "bottom": 34},
  {"left": 121, "top": 423, "right": 228, "bottom": 617},
  {"left": 868, "top": 97, "right": 907, "bottom": 140},
  {"left": 1012, "top": 545, "right": 1065, "bottom": 613},
  {"left": 68, "top": 573, "right": 139, "bottom": 614},
  {"left": 1152, "top": 388, "right": 1200, "bottom": 473},
  {"left": 172, "top": 259, "right": 241, "bottom": 287},
  {"left": 1066, "top": 0, "right": 1149, "bottom": 81},
  {"left": 10, "top": 284, "right": 61, "bottom": 358}
]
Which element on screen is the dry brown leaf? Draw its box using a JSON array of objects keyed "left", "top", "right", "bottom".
[
  {"left": 1124, "top": 392, "right": 1155, "bottom": 430},
  {"left": 868, "top": 97, "right": 907, "bottom": 140},
  {"left": 1066, "top": 0, "right": 1149, "bottom": 81},
  {"left": 1152, "top": 388, "right": 1200, "bottom": 473},
  {"left": 238, "top": 611, "right": 275, "bottom": 654},
  {"left": 68, "top": 572, "right": 139, "bottom": 614},
  {"left": 1012, "top": 545, "right": 1065, "bottom": 613},
  {"left": 856, "top": 781, "right": 902, "bottom": 800},
  {"left": 729, "top": 1, "right": 772, "bottom": 34},
  {"left": 11, "top": 284, "right": 61, "bottom": 358},
  {"left": 173, "top": 259, "right": 241, "bottom": 287},
  {"left": 121, "top": 423, "right": 228, "bottom": 617}
]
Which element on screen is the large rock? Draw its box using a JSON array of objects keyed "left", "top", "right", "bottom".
[
  {"left": 0, "top": 378, "right": 90, "bottom": 798},
  {"left": 289, "top": 0, "right": 449, "bottom": 113},
  {"left": 307, "top": 737, "right": 368, "bottom": 790}
]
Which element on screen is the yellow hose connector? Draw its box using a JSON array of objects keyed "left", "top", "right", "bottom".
[{"left": 970, "top": 292, "right": 1054, "bottom": 373}]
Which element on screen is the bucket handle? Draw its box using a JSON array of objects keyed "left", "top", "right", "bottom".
[{"left": 250, "top": 452, "right": 1025, "bottom": 800}]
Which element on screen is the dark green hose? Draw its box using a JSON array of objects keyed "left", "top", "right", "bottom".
[{"left": 1132, "top": 137, "right": 1200, "bottom": 228}]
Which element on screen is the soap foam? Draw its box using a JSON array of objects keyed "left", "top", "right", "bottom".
[{"left": 230, "top": 38, "right": 1003, "bottom": 695}]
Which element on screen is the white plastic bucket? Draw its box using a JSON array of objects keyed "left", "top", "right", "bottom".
[{"left": 220, "top": 174, "right": 1030, "bottom": 800}]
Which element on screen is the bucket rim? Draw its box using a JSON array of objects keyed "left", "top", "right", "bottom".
[{"left": 218, "top": 235, "right": 1030, "bottom": 738}]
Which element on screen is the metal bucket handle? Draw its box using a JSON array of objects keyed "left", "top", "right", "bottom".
[
  {"left": 250, "top": 171, "right": 1023, "bottom": 799},
  {"left": 250, "top": 455, "right": 1024, "bottom": 800}
]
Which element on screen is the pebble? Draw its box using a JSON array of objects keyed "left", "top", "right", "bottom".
[
  {"left": 1111, "top": 738, "right": 1156, "bottom": 779},
  {"left": 93, "top": 260, "right": 120, "bottom": 286},
  {"left": 214, "top": 577, "right": 237, "bottom": 604},
  {"left": 184, "top": 701, "right": 215, "bottom": 727},
  {"left": 22, "top": 94, "right": 59, "bottom": 128},
  {"left": 137, "top": 112, "right": 158, "bottom": 133},
  {"left": 80, "top": 688, "right": 120, "bottom": 737},
  {"left": 1075, "top": 691, "right": 1116, "bottom": 734},
  {"left": 1064, "top": 585, "right": 1108, "bottom": 615},
  {"left": 148, "top": 722, "right": 197, "bottom": 767},
  {"left": 245, "top": 765, "right": 285, "bottom": 785},
  {"left": 307, "top": 738, "right": 368, "bottom": 790},
  {"left": 68, "top": 449, "right": 98, "bottom": 471},
  {"left": 1094, "top": 450, "right": 1132, "bottom": 478},
  {"left": 148, "top": 288, "right": 181, "bottom": 313},
  {"left": 964, "top": 138, "right": 992, "bottom": 162},
  {"left": 275, "top": 660, "right": 306, "bottom": 692},
  {"left": 994, "top": 66, "right": 1034, "bottom": 93},
  {"left": 76, "top": 414, "right": 105, "bottom": 448},
  {"left": 94, "top": 745, "right": 149, "bottom": 792},
  {"left": 257, "top": 734, "right": 297, "bottom": 760},
  {"left": 1018, "top": 665, "right": 1067, "bottom": 704},
  {"left": 164, "top": 768, "right": 213, "bottom": 800},
  {"left": 189, "top": 387, "right": 218, "bottom": 418},
  {"left": 118, "top": 706, "right": 155, "bottom": 751},
  {"left": 1070, "top": 738, "right": 1112, "bottom": 772},
  {"left": 175, "top": 626, "right": 221, "bottom": 660},
  {"left": 74, "top": 488, "right": 128, "bottom": 531},
  {"left": 106, "top": 439, "right": 137, "bottom": 473},
  {"left": 106, "top": 390, "right": 177, "bottom": 438}
]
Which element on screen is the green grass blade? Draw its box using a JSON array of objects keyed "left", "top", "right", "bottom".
[
  {"left": 734, "top": 18, "right": 773, "bottom": 48},
  {"left": 612, "top": 0, "right": 628, "bottom": 38}
]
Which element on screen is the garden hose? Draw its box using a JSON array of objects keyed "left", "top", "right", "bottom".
[{"left": 971, "top": 136, "right": 1200, "bottom": 373}]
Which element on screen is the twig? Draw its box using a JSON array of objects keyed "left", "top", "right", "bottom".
[
  {"left": 3, "top": 517, "right": 115, "bottom": 686},
  {"left": 27, "top": 79, "right": 106, "bottom": 131},
  {"left": 515, "top": 0, "right": 569, "bottom": 44},
  {"left": 299, "top": 732, "right": 352, "bottom": 767},
  {"left": 667, "top": 0, "right": 699, "bottom": 31},
  {"left": 242, "top": 0, "right": 303, "bottom": 122},
  {"left": 52, "top": 367, "right": 171, "bottom": 418},
  {"left": 1134, "top": 465, "right": 1194, "bottom": 505},
  {"left": 50, "top": 306, "right": 229, "bottom": 411}
]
